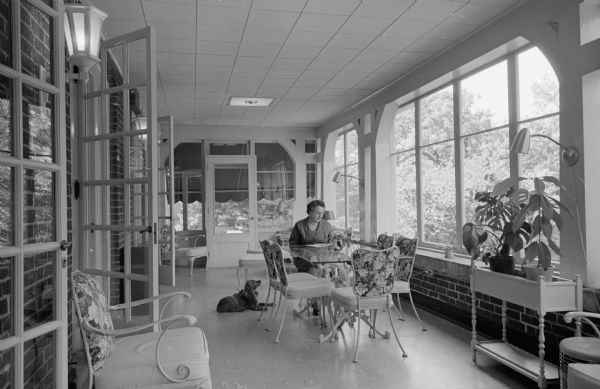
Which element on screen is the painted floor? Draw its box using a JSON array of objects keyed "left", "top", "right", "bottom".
[{"left": 157, "top": 266, "right": 558, "bottom": 389}]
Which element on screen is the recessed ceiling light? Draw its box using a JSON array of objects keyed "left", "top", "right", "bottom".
[{"left": 229, "top": 97, "right": 274, "bottom": 107}]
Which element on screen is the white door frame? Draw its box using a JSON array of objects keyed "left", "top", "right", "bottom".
[{"left": 206, "top": 155, "right": 257, "bottom": 267}]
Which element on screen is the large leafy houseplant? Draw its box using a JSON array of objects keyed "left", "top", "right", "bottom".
[
  {"left": 462, "top": 187, "right": 532, "bottom": 270},
  {"left": 493, "top": 175, "right": 571, "bottom": 271}
]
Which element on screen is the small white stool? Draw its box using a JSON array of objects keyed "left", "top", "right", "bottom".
[
  {"left": 237, "top": 249, "right": 292, "bottom": 286},
  {"left": 176, "top": 246, "right": 209, "bottom": 275}
]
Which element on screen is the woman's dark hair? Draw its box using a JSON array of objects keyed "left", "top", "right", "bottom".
[{"left": 307, "top": 199, "right": 325, "bottom": 214}]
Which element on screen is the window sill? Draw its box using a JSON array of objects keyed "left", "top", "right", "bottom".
[{"left": 414, "top": 247, "right": 473, "bottom": 280}]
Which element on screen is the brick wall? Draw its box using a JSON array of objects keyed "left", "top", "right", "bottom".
[{"left": 409, "top": 256, "right": 597, "bottom": 365}]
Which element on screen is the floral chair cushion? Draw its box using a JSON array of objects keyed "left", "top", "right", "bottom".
[
  {"left": 351, "top": 246, "right": 400, "bottom": 297},
  {"left": 260, "top": 240, "right": 279, "bottom": 283},
  {"left": 159, "top": 224, "right": 175, "bottom": 264},
  {"left": 72, "top": 270, "right": 115, "bottom": 372},
  {"left": 376, "top": 233, "right": 395, "bottom": 250},
  {"left": 394, "top": 236, "right": 418, "bottom": 281}
]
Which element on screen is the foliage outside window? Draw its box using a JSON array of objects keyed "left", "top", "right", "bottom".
[
  {"left": 392, "top": 47, "right": 559, "bottom": 257},
  {"left": 334, "top": 129, "right": 360, "bottom": 232},
  {"left": 173, "top": 143, "right": 204, "bottom": 231},
  {"left": 256, "top": 143, "right": 295, "bottom": 229}
]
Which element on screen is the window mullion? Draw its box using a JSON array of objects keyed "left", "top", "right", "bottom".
[
  {"left": 453, "top": 81, "right": 462, "bottom": 248},
  {"left": 415, "top": 101, "right": 423, "bottom": 243},
  {"left": 507, "top": 53, "right": 520, "bottom": 179}
]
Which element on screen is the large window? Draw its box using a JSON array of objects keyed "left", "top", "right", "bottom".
[
  {"left": 173, "top": 143, "right": 204, "bottom": 231},
  {"left": 391, "top": 46, "right": 559, "bottom": 254},
  {"left": 255, "top": 142, "right": 295, "bottom": 229},
  {"left": 334, "top": 128, "right": 360, "bottom": 232}
]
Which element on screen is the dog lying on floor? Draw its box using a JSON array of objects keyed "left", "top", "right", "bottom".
[{"left": 217, "top": 279, "right": 272, "bottom": 313}]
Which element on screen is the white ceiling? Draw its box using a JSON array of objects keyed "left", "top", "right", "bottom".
[{"left": 93, "top": 0, "right": 526, "bottom": 129}]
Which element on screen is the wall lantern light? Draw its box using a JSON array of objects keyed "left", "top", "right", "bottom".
[
  {"left": 512, "top": 127, "right": 580, "bottom": 167},
  {"left": 64, "top": 3, "right": 108, "bottom": 71}
]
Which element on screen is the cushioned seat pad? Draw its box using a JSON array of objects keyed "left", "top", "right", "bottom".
[
  {"left": 94, "top": 326, "right": 211, "bottom": 389},
  {"left": 560, "top": 337, "right": 600, "bottom": 361},
  {"left": 391, "top": 280, "right": 410, "bottom": 293},
  {"left": 332, "top": 287, "right": 390, "bottom": 308},
  {"left": 176, "top": 246, "right": 208, "bottom": 258},
  {"left": 284, "top": 279, "right": 331, "bottom": 299}
]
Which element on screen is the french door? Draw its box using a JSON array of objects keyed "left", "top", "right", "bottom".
[
  {"left": 206, "top": 156, "right": 257, "bottom": 267},
  {"left": 0, "top": 1, "right": 68, "bottom": 387},
  {"left": 79, "top": 26, "right": 159, "bottom": 321},
  {"left": 157, "top": 115, "right": 175, "bottom": 286}
]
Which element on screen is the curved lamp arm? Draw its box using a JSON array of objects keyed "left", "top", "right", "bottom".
[
  {"left": 332, "top": 171, "right": 364, "bottom": 186},
  {"left": 512, "top": 127, "right": 579, "bottom": 166}
]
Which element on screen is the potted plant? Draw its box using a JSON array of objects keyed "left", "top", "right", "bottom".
[
  {"left": 462, "top": 187, "right": 532, "bottom": 274},
  {"left": 494, "top": 175, "right": 571, "bottom": 281}
]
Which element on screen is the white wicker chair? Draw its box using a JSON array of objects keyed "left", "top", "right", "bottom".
[{"left": 71, "top": 270, "right": 212, "bottom": 389}]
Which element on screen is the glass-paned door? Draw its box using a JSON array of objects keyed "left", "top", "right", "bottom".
[
  {"left": 157, "top": 116, "right": 175, "bottom": 286},
  {"left": 206, "top": 156, "right": 257, "bottom": 267},
  {"left": 0, "top": 1, "right": 68, "bottom": 387},
  {"left": 80, "top": 26, "right": 159, "bottom": 321}
]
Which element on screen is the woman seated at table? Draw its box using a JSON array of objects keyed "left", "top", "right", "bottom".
[
  {"left": 289, "top": 200, "right": 334, "bottom": 315},
  {"left": 289, "top": 199, "right": 333, "bottom": 249}
]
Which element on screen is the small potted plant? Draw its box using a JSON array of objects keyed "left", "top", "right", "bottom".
[
  {"left": 496, "top": 175, "right": 571, "bottom": 281},
  {"left": 462, "top": 187, "right": 532, "bottom": 274}
]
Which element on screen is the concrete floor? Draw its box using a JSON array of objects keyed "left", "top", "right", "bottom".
[{"left": 159, "top": 266, "right": 557, "bottom": 389}]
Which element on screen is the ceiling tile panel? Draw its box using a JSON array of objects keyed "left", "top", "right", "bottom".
[
  {"left": 237, "top": 42, "right": 281, "bottom": 57},
  {"left": 196, "top": 75, "right": 231, "bottom": 85},
  {"left": 401, "top": 0, "right": 466, "bottom": 21},
  {"left": 196, "top": 54, "right": 236, "bottom": 67},
  {"left": 367, "top": 34, "right": 415, "bottom": 51},
  {"left": 338, "top": 16, "right": 392, "bottom": 35},
  {"left": 252, "top": 0, "right": 305, "bottom": 12},
  {"left": 157, "top": 38, "right": 196, "bottom": 54},
  {"left": 232, "top": 67, "right": 270, "bottom": 78},
  {"left": 328, "top": 33, "right": 377, "bottom": 49},
  {"left": 317, "top": 47, "right": 361, "bottom": 61},
  {"left": 407, "top": 37, "right": 456, "bottom": 54},
  {"left": 196, "top": 41, "right": 240, "bottom": 55},
  {"left": 93, "top": 0, "right": 145, "bottom": 19},
  {"left": 196, "top": 5, "right": 250, "bottom": 26},
  {"left": 246, "top": 9, "right": 300, "bottom": 30},
  {"left": 272, "top": 58, "right": 313, "bottom": 69},
  {"left": 261, "top": 78, "right": 297, "bottom": 87},
  {"left": 149, "top": 21, "right": 197, "bottom": 40},
  {"left": 343, "top": 61, "right": 385, "bottom": 72},
  {"left": 389, "top": 51, "right": 432, "bottom": 64},
  {"left": 196, "top": 0, "right": 252, "bottom": 9},
  {"left": 285, "top": 30, "right": 335, "bottom": 47},
  {"left": 353, "top": 0, "right": 414, "bottom": 18},
  {"left": 102, "top": 19, "right": 147, "bottom": 39},
  {"left": 304, "top": 0, "right": 361, "bottom": 15},
  {"left": 267, "top": 68, "right": 305, "bottom": 78},
  {"left": 294, "top": 78, "right": 328, "bottom": 88},
  {"left": 256, "top": 86, "right": 290, "bottom": 95},
  {"left": 301, "top": 69, "right": 338, "bottom": 79},
  {"left": 294, "top": 13, "right": 348, "bottom": 32},
  {"left": 278, "top": 45, "right": 322, "bottom": 59},
  {"left": 228, "top": 77, "right": 264, "bottom": 87},
  {"left": 242, "top": 28, "right": 290, "bottom": 45},
  {"left": 156, "top": 52, "right": 196, "bottom": 65},
  {"left": 384, "top": 19, "right": 438, "bottom": 37},
  {"left": 354, "top": 49, "right": 398, "bottom": 63},
  {"left": 195, "top": 25, "right": 245, "bottom": 42},
  {"left": 308, "top": 59, "right": 349, "bottom": 71},
  {"left": 195, "top": 66, "right": 233, "bottom": 76},
  {"left": 452, "top": 2, "right": 512, "bottom": 23},
  {"left": 157, "top": 63, "right": 196, "bottom": 75},
  {"left": 144, "top": 2, "right": 197, "bottom": 23},
  {"left": 226, "top": 86, "right": 260, "bottom": 95},
  {"left": 235, "top": 56, "right": 277, "bottom": 68}
]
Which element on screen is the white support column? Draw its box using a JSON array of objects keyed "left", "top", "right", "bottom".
[{"left": 582, "top": 69, "right": 600, "bottom": 287}]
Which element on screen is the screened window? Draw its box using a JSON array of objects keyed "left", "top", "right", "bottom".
[
  {"left": 334, "top": 128, "right": 360, "bottom": 232},
  {"left": 255, "top": 142, "right": 295, "bottom": 229},
  {"left": 391, "top": 47, "right": 560, "bottom": 262},
  {"left": 173, "top": 143, "right": 204, "bottom": 231}
]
